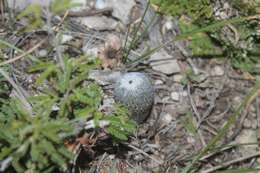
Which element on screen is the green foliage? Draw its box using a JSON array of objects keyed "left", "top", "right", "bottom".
[
  {"left": 180, "top": 112, "right": 196, "bottom": 135},
  {"left": 105, "top": 104, "right": 137, "bottom": 141},
  {"left": 211, "top": 21, "right": 260, "bottom": 73},
  {"left": 0, "top": 99, "right": 73, "bottom": 172},
  {"left": 28, "top": 56, "right": 101, "bottom": 119},
  {"left": 151, "top": 0, "right": 213, "bottom": 21},
  {"left": 0, "top": 0, "right": 138, "bottom": 172},
  {"left": 151, "top": 0, "right": 260, "bottom": 74},
  {"left": 0, "top": 67, "right": 11, "bottom": 99},
  {"left": 0, "top": 54, "right": 137, "bottom": 172},
  {"left": 181, "top": 68, "right": 200, "bottom": 85},
  {"left": 230, "top": 0, "right": 260, "bottom": 15},
  {"left": 17, "top": 4, "right": 44, "bottom": 32},
  {"left": 179, "top": 19, "right": 221, "bottom": 56}
]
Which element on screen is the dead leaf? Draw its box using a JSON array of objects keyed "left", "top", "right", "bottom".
[{"left": 98, "top": 34, "right": 123, "bottom": 69}]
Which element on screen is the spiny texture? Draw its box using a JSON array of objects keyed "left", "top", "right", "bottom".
[{"left": 114, "top": 72, "right": 154, "bottom": 123}]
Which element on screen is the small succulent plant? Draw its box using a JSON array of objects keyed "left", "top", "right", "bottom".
[{"left": 113, "top": 72, "right": 154, "bottom": 123}]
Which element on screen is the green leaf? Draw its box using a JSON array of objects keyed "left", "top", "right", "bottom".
[
  {"left": 180, "top": 112, "right": 197, "bottom": 135},
  {"left": 17, "top": 4, "right": 44, "bottom": 32},
  {"left": 36, "top": 65, "right": 56, "bottom": 85},
  {"left": 28, "top": 62, "right": 54, "bottom": 72},
  {"left": 107, "top": 126, "right": 128, "bottom": 141},
  {"left": 93, "top": 111, "right": 103, "bottom": 128}
]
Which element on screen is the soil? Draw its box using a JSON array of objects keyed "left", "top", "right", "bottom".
[{"left": 1, "top": 0, "right": 260, "bottom": 173}]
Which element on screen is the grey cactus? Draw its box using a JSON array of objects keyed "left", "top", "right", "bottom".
[{"left": 113, "top": 72, "right": 154, "bottom": 123}]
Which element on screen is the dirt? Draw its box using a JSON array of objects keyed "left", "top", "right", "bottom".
[{"left": 1, "top": 0, "right": 260, "bottom": 173}]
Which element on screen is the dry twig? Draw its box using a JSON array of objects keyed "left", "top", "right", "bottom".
[
  {"left": 0, "top": 39, "right": 46, "bottom": 66},
  {"left": 201, "top": 151, "right": 260, "bottom": 173}
]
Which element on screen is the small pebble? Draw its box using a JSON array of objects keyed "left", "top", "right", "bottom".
[
  {"left": 160, "top": 112, "right": 173, "bottom": 125},
  {"left": 171, "top": 92, "right": 180, "bottom": 101},
  {"left": 235, "top": 129, "right": 257, "bottom": 156},
  {"left": 180, "top": 91, "right": 188, "bottom": 97},
  {"left": 251, "top": 120, "right": 258, "bottom": 129},
  {"left": 61, "top": 34, "right": 73, "bottom": 44},
  {"left": 173, "top": 74, "right": 183, "bottom": 83},
  {"left": 257, "top": 158, "right": 260, "bottom": 164},
  {"left": 154, "top": 80, "right": 164, "bottom": 85},
  {"left": 82, "top": 46, "right": 99, "bottom": 57},
  {"left": 38, "top": 49, "right": 48, "bottom": 57},
  {"left": 243, "top": 118, "right": 252, "bottom": 128},
  {"left": 211, "top": 66, "right": 224, "bottom": 76},
  {"left": 162, "top": 96, "right": 171, "bottom": 102}
]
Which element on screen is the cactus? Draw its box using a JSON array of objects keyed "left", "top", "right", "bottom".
[{"left": 114, "top": 72, "right": 154, "bottom": 123}]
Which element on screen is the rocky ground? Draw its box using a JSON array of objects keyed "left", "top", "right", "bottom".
[{"left": 2, "top": 0, "right": 260, "bottom": 173}]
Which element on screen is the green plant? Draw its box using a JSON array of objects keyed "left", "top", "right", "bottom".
[
  {"left": 150, "top": 0, "right": 260, "bottom": 74},
  {"left": 0, "top": 99, "right": 74, "bottom": 173},
  {"left": 0, "top": 0, "right": 137, "bottom": 172},
  {"left": 151, "top": 0, "right": 213, "bottom": 21},
  {"left": 28, "top": 56, "right": 101, "bottom": 119},
  {"left": 103, "top": 104, "right": 137, "bottom": 141},
  {"left": 0, "top": 52, "right": 137, "bottom": 172}
]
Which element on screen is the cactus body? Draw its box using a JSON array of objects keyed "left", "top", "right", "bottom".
[{"left": 114, "top": 72, "right": 154, "bottom": 123}]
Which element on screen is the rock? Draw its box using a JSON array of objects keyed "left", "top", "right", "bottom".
[
  {"left": 170, "top": 92, "right": 180, "bottom": 101},
  {"left": 79, "top": 16, "right": 118, "bottom": 30},
  {"left": 251, "top": 120, "right": 258, "bottom": 129},
  {"left": 211, "top": 66, "right": 224, "bottom": 76},
  {"left": 37, "top": 49, "right": 48, "bottom": 57},
  {"left": 235, "top": 129, "right": 258, "bottom": 156},
  {"left": 159, "top": 112, "right": 173, "bottom": 125},
  {"left": 149, "top": 49, "right": 181, "bottom": 75},
  {"left": 162, "top": 96, "right": 171, "bottom": 103},
  {"left": 154, "top": 80, "right": 163, "bottom": 85},
  {"left": 173, "top": 74, "right": 184, "bottom": 83},
  {"left": 243, "top": 118, "right": 252, "bottom": 128},
  {"left": 99, "top": 95, "right": 115, "bottom": 115},
  {"left": 82, "top": 46, "right": 99, "bottom": 57},
  {"left": 95, "top": 0, "right": 136, "bottom": 25},
  {"left": 161, "top": 16, "right": 174, "bottom": 35},
  {"left": 137, "top": 0, "right": 162, "bottom": 47},
  {"left": 88, "top": 70, "right": 122, "bottom": 86},
  {"left": 61, "top": 34, "right": 73, "bottom": 44}
]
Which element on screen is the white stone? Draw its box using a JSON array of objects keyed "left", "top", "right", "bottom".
[
  {"left": 37, "top": 49, "right": 48, "bottom": 57},
  {"left": 160, "top": 113, "right": 173, "bottom": 125},
  {"left": 180, "top": 91, "right": 188, "bottom": 97},
  {"left": 211, "top": 66, "right": 224, "bottom": 76},
  {"left": 171, "top": 92, "right": 180, "bottom": 101},
  {"left": 95, "top": 0, "right": 136, "bottom": 24},
  {"left": 61, "top": 34, "right": 73, "bottom": 44},
  {"left": 154, "top": 80, "right": 163, "bottom": 85},
  {"left": 149, "top": 49, "right": 181, "bottom": 75},
  {"left": 243, "top": 118, "right": 252, "bottom": 128},
  {"left": 173, "top": 74, "right": 183, "bottom": 82},
  {"left": 79, "top": 16, "right": 118, "bottom": 30},
  {"left": 235, "top": 129, "right": 258, "bottom": 156},
  {"left": 82, "top": 46, "right": 99, "bottom": 57}
]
